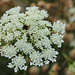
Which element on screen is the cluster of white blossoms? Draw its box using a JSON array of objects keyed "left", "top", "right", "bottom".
[{"left": 0, "top": 6, "right": 65, "bottom": 72}]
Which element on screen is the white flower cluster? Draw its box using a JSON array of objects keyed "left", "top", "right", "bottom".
[{"left": 0, "top": 6, "right": 65, "bottom": 72}]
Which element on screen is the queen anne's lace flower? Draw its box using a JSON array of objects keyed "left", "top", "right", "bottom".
[
  {"left": 0, "top": 6, "right": 65, "bottom": 72},
  {"left": 0, "top": 45, "right": 17, "bottom": 58},
  {"left": 52, "top": 20, "right": 66, "bottom": 34},
  {"left": 50, "top": 33, "right": 64, "bottom": 47},
  {"left": 42, "top": 48, "right": 59, "bottom": 63},
  {"left": 2, "top": 32, "right": 14, "bottom": 42},
  {"left": 6, "top": 6, "right": 21, "bottom": 15},
  {"left": 7, "top": 54, "right": 27, "bottom": 72},
  {"left": 35, "top": 36, "right": 52, "bottom": 49},
  {"left": 30, "top": 51, "right": 43, "bottom": 66}
]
